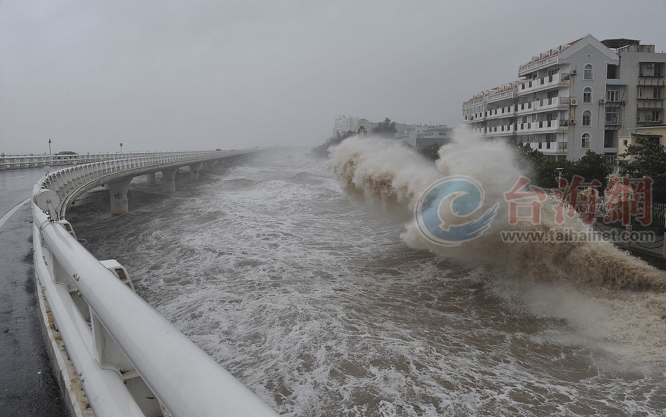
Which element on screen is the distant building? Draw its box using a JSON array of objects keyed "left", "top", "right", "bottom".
[
  {"left": 333, "top": 116, "right": 451, "bottom": 147},
  {"left": 462, "top": 35, "right": 666, "bottom": 163},
  {"left": 333, "top": 115, "right": 359, "bottom": 136},
  {"left": 416, "top": 126, "right": 452, "bottom": 148},
  {"left": 618, "top": 125, "right": 666, "bottom": 164},
  {"left": 356, "top": 118, "right": 375, "bottom": 135}
]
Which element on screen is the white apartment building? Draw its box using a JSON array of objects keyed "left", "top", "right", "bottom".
[
  {"left": 333, "top": 115, "right": 360, "bottom": 136},
  {"left": 397, "top": 124, "right": 452, "bottom": 147},
  {"left": 462, "top": 35, "right": 666, "bottom": 162}
]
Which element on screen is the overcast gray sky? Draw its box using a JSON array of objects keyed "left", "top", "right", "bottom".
[{"left": 1, "top": 0, "right": 665, "bottom": 154}]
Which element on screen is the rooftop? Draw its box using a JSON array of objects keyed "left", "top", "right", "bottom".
[{"left": 601, "top": 38, "right": 640, "bottom": 50}]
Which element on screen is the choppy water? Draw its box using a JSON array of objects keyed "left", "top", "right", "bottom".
[{"left": 68, "top": 143, "right": 666, "bottom": 416}]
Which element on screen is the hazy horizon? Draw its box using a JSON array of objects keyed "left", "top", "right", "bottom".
[{"left": 2, "top": 0, "right": 666, "bottom": 155}]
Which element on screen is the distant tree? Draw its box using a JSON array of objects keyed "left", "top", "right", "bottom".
[
  {"left": 513, "top": 142, "right": 547, "bottom": 173},
  {"left": 512, "top": 142, "right": 586, "bottom": 189},
  {"left": 570, "top": 151, "right": 613, "bottom": 189},
  {"left": 418, "top": 143, "right": 442, "bottom": 161},
  {"left": 371, "top": 118, "right": 398, "bottom": 138},
  {"left": 513, "top": 144, "right": 612, "bottom": 190},
  {"left": 311, "top": 130, "right": 356, "bottom": 158},
  {"left": 620, "top": 137, "right": 666, "bottom": 203}
]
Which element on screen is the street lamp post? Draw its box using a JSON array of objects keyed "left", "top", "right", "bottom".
[
  {"left": 48, "top": 139, "right": 52, "bottom": 155},
  {"left": 556, "top": 167, "right": 564, "bottom": 186},
  {"left": 120, "top": 143, "right": 123, "bottom": 154}
]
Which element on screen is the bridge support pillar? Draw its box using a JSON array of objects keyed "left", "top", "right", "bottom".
[
  {"left": 189, "top": 163, "right": 203, "bottom": 180},
  {"left": 108, "top": 178, "right": 133, "bottom": 215},
  {"left": 162, "top": 168, "right": 178, "bottom": 193},
  {"left": 146, "top": 172, "right": 156, "bottom": 184}
]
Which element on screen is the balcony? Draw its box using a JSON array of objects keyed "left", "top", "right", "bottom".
[
  {"left": 463, "top": 97, "right": 485, "bottom": 108},
  {"left": 516, "top": 119, "right": 568, "bottom": 134},
  {"left": 639, "top": 65, "right": 664, "bottom": 77},
  {"left": 518, "top": 73, "right": 570, "bottom": 95},
  {"left": 485, "top": 125, "right": 516, "bottom": 136},
  {"left": 523, "top": 140, "right": 567, "bottom": 154},
  {"left": 541, "top": 143, "right": 568, "bottom": 154},
  {"left": 535, "top": 96, "right": 569, "bottom": 111},
  {"left": 485, "top": 105, "right": 517, "bottom": 120},
  {"left": 517, "top": 96, "right": 569, "bottom": 115},
  {"left": 637, "top": 96, "right": 664, "bottom": 102},
  {"left": 637, "top": 119, "right": 663, "bottom": 126},
  {"left": 637, "top": 77, "right": 665, "bottom": 86},
  {"left": 518, "top": 55, "right": 560, "bottom": 77},
  {"left": 487, "top": 89, "right": 517, "bottom": 104},
  {"left": 464, "top": 112, "right": 487, "bottom": 122},
  {"left": 636, "top": 99, "right": 664, "bottom": 109}
]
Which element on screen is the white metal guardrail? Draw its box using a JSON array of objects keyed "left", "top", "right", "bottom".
[
  {"left": 32, "top": 151, "right": 277, "bottom": 417},
  {"left": 1, "top": 152, "right": 177, "bottom": 170},
  {"left": 38, "top": 151, "right": 248, "bottom": 219}
]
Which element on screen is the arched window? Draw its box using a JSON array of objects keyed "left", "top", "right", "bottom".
[
  {"left": 583, "top": 87, "right": 592, "bottom": 103},
  {"left": 582, "top": 110, "right": 591, "bottom": 126},
  {"left": 581, "top": 133, "right": 590, "bottom": 149},
  {"left": 584, "top": 64, "right": 593, "bottom": 79}
]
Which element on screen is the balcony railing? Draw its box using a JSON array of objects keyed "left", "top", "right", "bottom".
[
  {"left": 517, "top": 119, "right": 567, "bottom": 134},
  {"left": 485, "top": 105, "right": 517, "bottom": 119},
  {"left": 486, "top": 125, "right": 515, "bottom": 134},
  {"left": 518, "top": 55, "right": 560, "bottom": 76},
  {"left": 637, "top": 77, "right": 665, "bottom": 86},
  {"left": 516, "top": 96, "right": 570, "bottom": 115},
  {"left": 520, "top": 140, "right": 567, "bottom": 153},
  {"left": 487, "top": 89, "right": 517, "bottom": 103},
  {"left": 517, "top": 101, "right": 533, "bottom": 114},
  {"left": 518, "top": 73, "right": 570, "bottom": 95}
]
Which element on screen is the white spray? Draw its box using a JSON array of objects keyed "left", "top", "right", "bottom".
[{"left": 329, "top": 129, "right": 666, "bottom": 358}]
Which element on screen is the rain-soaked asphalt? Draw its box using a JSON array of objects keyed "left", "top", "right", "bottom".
[{"left": 0, "top": 168, "right": 68, "bottom": 416}]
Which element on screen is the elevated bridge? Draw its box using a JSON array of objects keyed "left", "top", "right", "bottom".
[{"left": 30, "top": 149, "right": 278, "bottom": 417}]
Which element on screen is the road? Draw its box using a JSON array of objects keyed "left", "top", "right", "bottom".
[{"left": 0, "top": 167, "right": 68, "bottom": 416}]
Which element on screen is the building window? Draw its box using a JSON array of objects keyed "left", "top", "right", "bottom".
[
  {"left": 581, "top": 133, "right": 590, "bottom": 149},
  {"left": 583, "top": 87, "right": 592, "bottom": 103},
  {"left": 606, "top": 108, "right": 619, "bottom": 125},
  {"left": 582, "top": 111, "right": 591, "bottom": 126},
  {"left": 604, "top": 131, "right": 615, "bottom": 148},
  {"left": 607, "top": 89, "right": 619, "bottom": 102},
  {"left": 639, "top": 110, "right": 661, "bottom": 122},
  {"left": 584, "top": 64, "right": 593, "bottom": 80},
  {"left": 649, "top": 110, "right": 662, "bottom": 122}
]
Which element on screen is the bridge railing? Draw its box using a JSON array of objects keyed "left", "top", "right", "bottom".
[
  {"left": 32, "top": 151, "right": 277, "bottom": 417},
  {"left": 0, "top": 151, "right": 221, "bottom": 170},
  {"left": 37, "top": 151, "right": 237, "bottom": 219}
]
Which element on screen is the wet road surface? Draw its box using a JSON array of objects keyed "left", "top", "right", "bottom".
[{"left": 0, "top": 168, "right": 68, "bottom": 416}]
